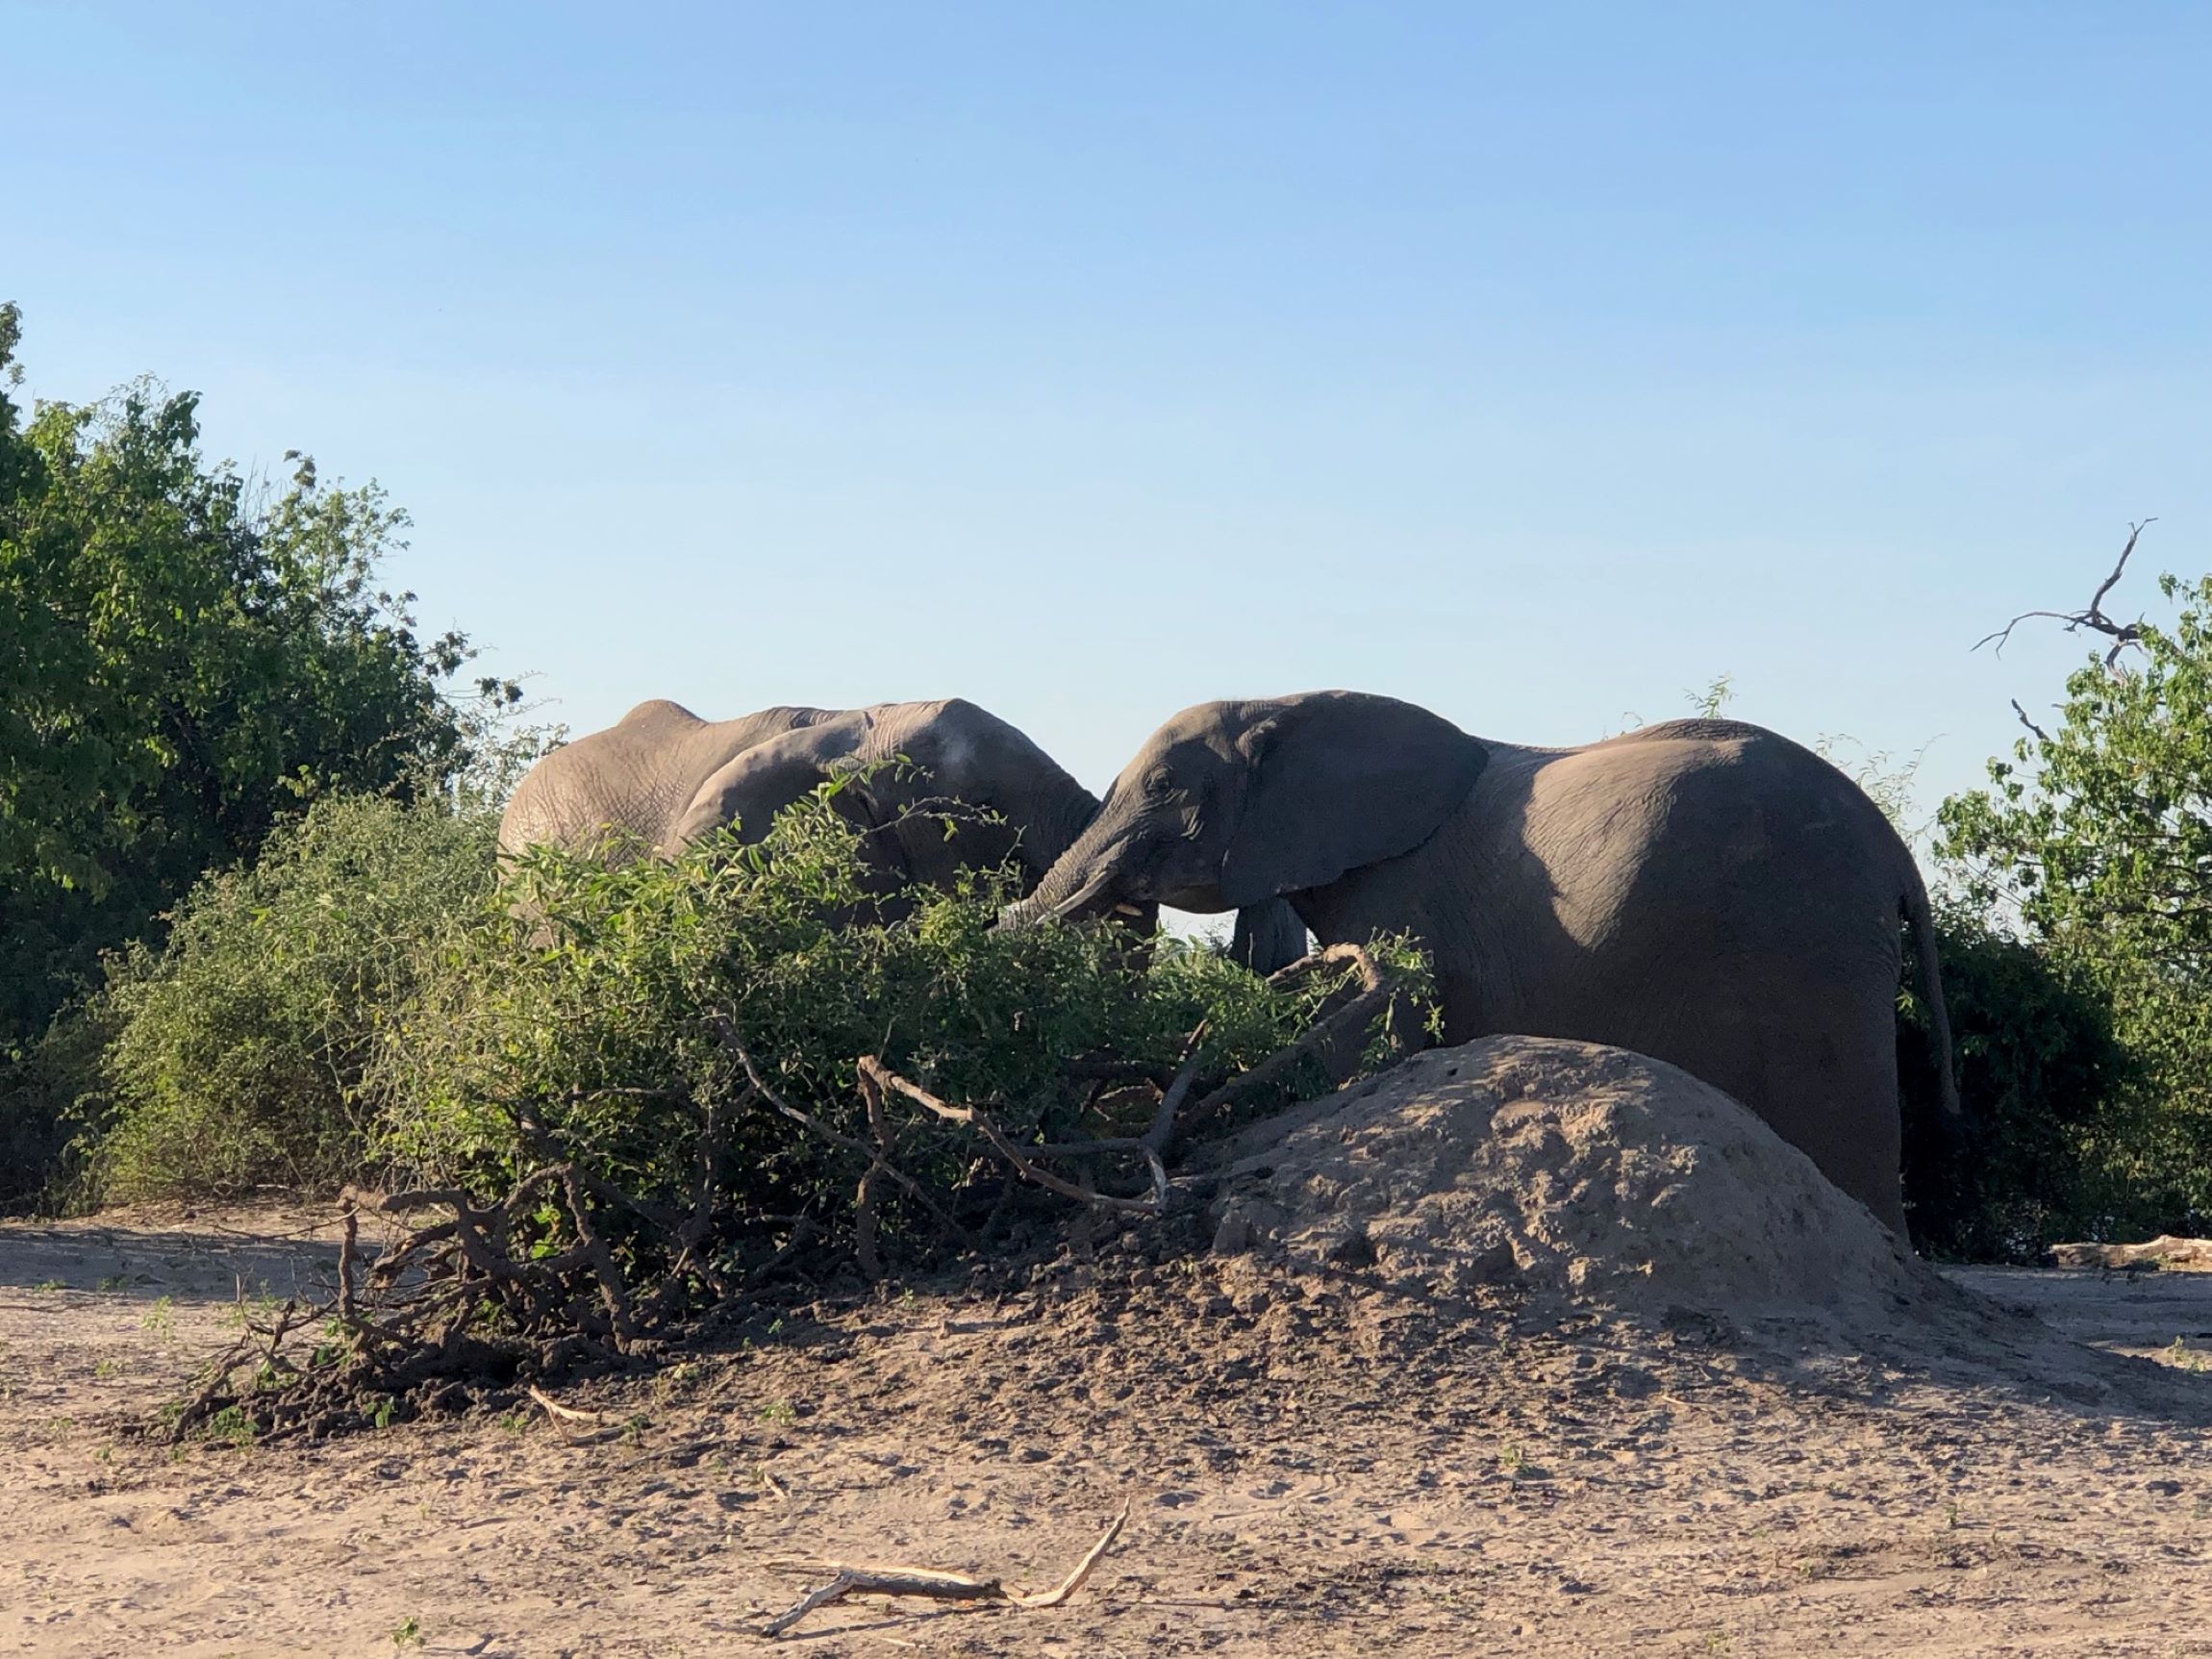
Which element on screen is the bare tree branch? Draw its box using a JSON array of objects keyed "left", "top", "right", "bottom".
[{"left": 1976, "top": 520, "right": 2157, "bottom": 666}]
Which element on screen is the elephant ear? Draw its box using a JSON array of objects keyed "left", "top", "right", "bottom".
[
  {"left": 1217, "top": 692, "right": 1487, "bottom": 909},
  {"left": 666, "top": 720, "right": 869, "bottom": 852}
]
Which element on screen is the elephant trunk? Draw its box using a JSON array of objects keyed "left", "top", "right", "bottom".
[
  {"left": 1022, "top": 781, "right": 1108, "bottom": 885},
  {"left": 1001, "top": 804, "right": 1133, "bottom": 929}
]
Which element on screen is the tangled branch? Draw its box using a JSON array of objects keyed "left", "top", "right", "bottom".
[
  {"left": 152, "top": 943, "right": 1421, "bottom": 1445},
  {"left": 1976, "top": 519, "right": 2157, "bottom": 668}
]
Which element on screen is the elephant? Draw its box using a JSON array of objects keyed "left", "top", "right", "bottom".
[
  {"left": 1001, "top": 691, "right": 1959, "bottom": 1233},
  {"left": 499, "top": 695, "right": 1306, "bottom": 955}
]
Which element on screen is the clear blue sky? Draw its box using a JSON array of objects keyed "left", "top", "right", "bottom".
[{"left": 11, "top": 2, "right": 2209, "bottom": 825}]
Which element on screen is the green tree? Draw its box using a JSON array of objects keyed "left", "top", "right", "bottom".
[
  {"left": 0, "top": 303, "right": 514, "bottom": 1047},
  {"left": 1940, "top": 567, "right": 2212, "bottom": 1232}
]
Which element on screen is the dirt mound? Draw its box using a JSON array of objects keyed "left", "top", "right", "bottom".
[{"left": 1203, "top": 1036, "right": 1954, "bottom": 1328}]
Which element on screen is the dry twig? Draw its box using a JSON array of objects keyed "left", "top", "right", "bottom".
[
  {"left": 526, "top": 1384, "right": 608, "bottom": 1425},
  {"left": 761, "top": 1503, "right": 1128, "bottom": 1637}
]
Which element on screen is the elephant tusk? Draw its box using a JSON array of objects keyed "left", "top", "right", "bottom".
[{"left": 1045, "top": 867, "right": 1119, "bottom": 922}]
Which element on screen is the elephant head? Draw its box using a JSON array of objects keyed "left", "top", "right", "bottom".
[
  {"left": 669, "top": 697, "right": 1109, "bottom": 894},
  {"left": 1004, "top": 690, "right": 1486, "bottom": 938},
  {"left": 1005, "top": 691, "right": 1489, "bottom": 927}
]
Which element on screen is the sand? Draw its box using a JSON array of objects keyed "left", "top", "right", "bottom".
[{"left": 6, "top": 1036, "right": 2212, "bottom": 1656}]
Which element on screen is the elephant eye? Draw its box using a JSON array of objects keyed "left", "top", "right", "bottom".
[{"left": 1143, "top": 767, "right": 1174, "bottom": 800}]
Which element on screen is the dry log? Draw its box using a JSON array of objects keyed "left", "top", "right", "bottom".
[{"left": 2049, "top": 1235, "right": 2212, "bottom": 1271}]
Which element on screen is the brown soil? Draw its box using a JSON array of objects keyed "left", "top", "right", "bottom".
[{"left": 8, "top": 1037, "right": 2212, "bottom": 1657}]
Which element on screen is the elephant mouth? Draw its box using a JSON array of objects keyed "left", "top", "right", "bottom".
[
  {"left": 997, "top": 870, "right": 1153, "bottom": 933},
  {"left": 1044, "top": 867, "right": 1124, "bottom": 923}
]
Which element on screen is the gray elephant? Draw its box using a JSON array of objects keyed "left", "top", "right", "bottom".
[
  {"left": 500, "top": 695, "right": 1305, "bottom": 954},
  {"left": 1002, "top": 691, "right": 1959, "bottom": 1232}
]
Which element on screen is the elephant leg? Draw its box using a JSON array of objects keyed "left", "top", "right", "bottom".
[
  {"left": 1228, "top": 900, "right": 1310, "bottom": 975},
  {"left": 1670, "top": 963, "right": 1908, "bottom": 1235},
  {"left": 1779, "top": 996, "right": 1908, "bottom": 1236}
]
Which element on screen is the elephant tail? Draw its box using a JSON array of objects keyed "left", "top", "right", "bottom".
[{"left": 1902, "top": 870, "right": 1961, "bottom": 1123}]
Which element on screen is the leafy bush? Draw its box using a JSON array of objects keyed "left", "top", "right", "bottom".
[
  {"left": 0, "top": 996, "right": 122, "bottom": 1209},
  {"left": 162, "top": 785, "right": 1429, "bottom": 1439},
  {"left": 1898, "top": 910, "right": 2138, "bottom": 1259},
  {"left": 86, "top": 793, "right": 498, "bottom": 1203},
  {"left": 375, "top": 786, "right": 1425, "bottom": 1276}
]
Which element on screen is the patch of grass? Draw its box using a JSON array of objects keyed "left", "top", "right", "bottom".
[
  {"left": 390, "top": 1616, "right": 423, "bottom": 1650},
  {"left": 757, "top": 1398, "right": 797, "bottom": 1426},
  {"left": 205, "top": 1404, "right": 254, "bottom": 1449},
  {"left": 139, "top": 1296, "right": 176, "bottom": 1341},
  {"left": 218, "top": 1287, "right": 279, "bottom": 1332}
]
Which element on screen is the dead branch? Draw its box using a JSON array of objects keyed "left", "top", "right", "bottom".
[
  {"left": 560, "top": 1165, "right": 639, "bottom": 1344},
  {"left": 1176, "top": 944, "right": 1394, "bottom": 1142},
  {"left": 1975, "top": 520, "right": 2157, "bottom": 666},
  {"left": 1143, "top": 1037, "right": 1206, "bottom": 1154},
  {"left": 712, "top": 1015, "right": 971, "bottom": 1243},
  {"left": 168, "top": 1295, "right": 310, "bottom": 1443},
  {"left": 762, "top": 1503, "right": 1128, "bottom": 1637},
  {"left": 2049, "top": 1235, "right": 2212, "bottom": 1271},
  {"left": 337, "top": 1206, "right": 359, "bottom": 1327},
  {"left": 853, "top": 1064, "right": 893, "bottom": 1280},
  {"left": 862, "top": 1058, "right": 1163, "bottom": 1214},
  {"left": 167, "top": 1331, "right": 257, "bottom": 1444},
  {"left": 526, "top": 1383, "right": 608, "bottom": 1424},
  {"left": 2011, "top": 699, "right": 2052, "bottom": 743}
]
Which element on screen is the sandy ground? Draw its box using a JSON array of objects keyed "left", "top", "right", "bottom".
[{"left": 9, "top": 1043, "right": 2212, "bottom": 1657}]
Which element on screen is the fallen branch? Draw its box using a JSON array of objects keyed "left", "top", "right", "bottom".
[
  {"left": 1175, "top": 944, "right": 1395, "bottom": 1141},
  {"left": 526, "top": 1384, "right": 608, "bottom": 1425},
  {"left": 762, "top": 1503, "right": 1128, "bottom": 1637},
  {"left": 712, "top": 1015, "right": 971, "bottom": 1244},
  {"left": 862, "top": 1058, "right": 1163, "bottom": 1215},
  {"left": 2049, "top": 1235, "right": 2212, "bottom": 1271}
]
